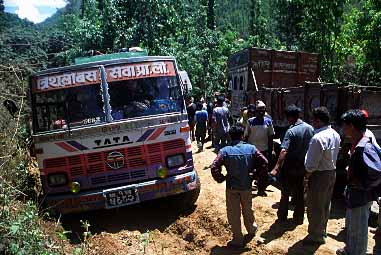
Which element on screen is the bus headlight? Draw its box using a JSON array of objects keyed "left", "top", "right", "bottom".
[
  {"left": 70, "top": 182, "right": 81, "bottom": 193},
  {"left": 157, "top": 166, "right": 168, "bottom": 179},
  {"left": 166, "top": 154, "right": 185, "bottom": 168},
  {"left": 48, "top": 173, "right": 68, "bottom": 186}
]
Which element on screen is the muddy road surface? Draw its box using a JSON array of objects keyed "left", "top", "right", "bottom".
[{"left": 57, "top": 140, "right": 378, "bottom": 255}]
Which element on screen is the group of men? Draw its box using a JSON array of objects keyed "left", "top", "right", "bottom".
[
  {"left": 207, "top": 102, "right": 381, "bottom": 255},
  {"left": 186, "top": 94, "right": 232, "bottom": 153}
]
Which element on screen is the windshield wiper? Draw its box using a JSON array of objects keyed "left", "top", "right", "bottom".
[{"left": 64, "top": 100, "right": 72, "bottom": 135}]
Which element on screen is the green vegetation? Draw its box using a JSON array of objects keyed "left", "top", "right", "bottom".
[
  {"left": 1, "top": 0, "right": 380, "bottom": 93},
  {"left": 0, "top": 0, "right": 379, "bottom": 254}
]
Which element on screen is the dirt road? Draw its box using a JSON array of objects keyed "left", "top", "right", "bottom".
[{"left": 58, "top": 140, "right": 378, "bottom": 255}]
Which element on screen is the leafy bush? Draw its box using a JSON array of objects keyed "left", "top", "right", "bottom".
[{"left": 0, "top": 67, "right": 57, "bottom": 254}]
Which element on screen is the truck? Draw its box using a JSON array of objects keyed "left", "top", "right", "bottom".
[{"left": 16, "top": 50, "right": 200, "bottom": 214}]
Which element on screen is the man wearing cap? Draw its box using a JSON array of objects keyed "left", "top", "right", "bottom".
[
  {"left": 244, "top": 100, "right": 275, "bottom": 196},
  {"left": 271, "top": 104, "right": 314, "bottom": 224}
]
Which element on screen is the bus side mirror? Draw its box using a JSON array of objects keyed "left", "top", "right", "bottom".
[{"left": 3, "top": 99, "right": 18, "bottom": 118}]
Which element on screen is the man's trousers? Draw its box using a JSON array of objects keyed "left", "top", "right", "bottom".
[{"left": 226, "top": 189, "right": 257, "bottom": 245}]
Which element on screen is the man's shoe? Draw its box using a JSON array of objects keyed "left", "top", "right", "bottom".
[
  {"left": 336, "top": 248, "right": 348, "bottom": 255},
  {"left": 247, "top": 223, "right": 258, "bottom": 237},
  {"left": 227, "top": 240, "right": 244, "bottom": 249},
  {"left": 302, "top": 235, "right": 326, "bottom": 245}
]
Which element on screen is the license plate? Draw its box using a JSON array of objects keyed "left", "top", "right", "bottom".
[{"left": 104, "top": 188, "right": 139, "bottom": 208}]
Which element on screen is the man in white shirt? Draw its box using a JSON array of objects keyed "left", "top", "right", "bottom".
[{"left": 303, "top": 106, "right": 341, "bottom": 245}]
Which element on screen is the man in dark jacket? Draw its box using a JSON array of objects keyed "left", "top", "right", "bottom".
[
  {"left": 270, "top": 105, "right": 314, "bottom": 225},
  {"left": 337, "top": 109, "right": 381, "bottom": 255},
  {"left": 211, "top": 124, "right": 268, "bottom": 248}
]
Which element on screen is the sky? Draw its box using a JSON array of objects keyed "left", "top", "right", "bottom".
[{"left": 4, "top": 0, "right": 67, "bottom": 23}]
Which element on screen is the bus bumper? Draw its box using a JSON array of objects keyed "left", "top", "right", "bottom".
[{"left": 45, "top": 171, "right": 200, "bottom": 214}]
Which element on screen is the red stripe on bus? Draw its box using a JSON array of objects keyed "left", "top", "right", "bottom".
[{"left": 148, "top": 127, "right": 166, "bottom": 141}]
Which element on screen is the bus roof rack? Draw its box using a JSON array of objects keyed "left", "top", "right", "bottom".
[{"left": 75, "top": 48, "right": 148, "bottom": 65}]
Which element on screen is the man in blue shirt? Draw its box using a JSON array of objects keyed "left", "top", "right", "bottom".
[
  {"left": 195, "top": 102, "right": 208, "bottom": 152},
  {"left": 271, "top": 105, "right": 314, "bottom": 225},
  {"left": 211, "top": 124, "right": 268, "bottom": 248}
]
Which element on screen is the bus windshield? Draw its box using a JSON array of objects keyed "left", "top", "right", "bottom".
[
  {"left": 32, "top": 84, "right": 106, "bottom": 133},
  {"left": 108, "top": 76, "right": 183, "bottom": 121}
]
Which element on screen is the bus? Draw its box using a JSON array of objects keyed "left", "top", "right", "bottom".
[{"left": 28, "top": 51, "right": 200, "bottom": 214}]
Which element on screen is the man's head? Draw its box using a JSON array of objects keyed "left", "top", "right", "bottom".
[
  {"left": 229, "top": 123, "right": 245, "bottom": 141},
  {"left": 216, "top": 95, "right": 225, "bottom": 106},
  {"left": 256, "top": 100, "right": 266, "bottom": 119},
  {"left": 196, "top": 102, "right": 203, "bottom": 111},
  {"left": 184, "top": 94, "right": 191, "bottom": 104},
  {"left": 284, "top": 104, "right": 301, "bottom": 124},
  {"left": 240, "top": 106, "right": 248, "bottom": 117},
  {"left": 312, "top": 106, "right": 330, "bottom": 129},
  {"left": 340, "top": 109, "right": 367, "bottom": 137},
  {"left": 247, "top": 104, "right": 256, "bottom": 118}
]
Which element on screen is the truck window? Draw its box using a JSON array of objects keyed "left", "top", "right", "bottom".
[
  {"left": 108, "top": 76, "right": 182, "bottom": 120},
  {"left": 32, "top": 84, "right": 106, "bottom": 132}
]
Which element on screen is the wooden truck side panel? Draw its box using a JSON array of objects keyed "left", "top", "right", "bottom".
[
  {"left": 248, "top": 48, "right": 320, "bottom": 88},
  {"left": 228, "top": 48, "right": 320, "bottom": 118}
]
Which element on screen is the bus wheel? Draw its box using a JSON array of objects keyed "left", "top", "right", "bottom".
[{"left": 173, "top": 187, "right": 200, "bottom": 212}]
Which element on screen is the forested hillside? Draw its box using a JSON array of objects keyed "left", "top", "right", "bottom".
[
  {"left": 1, "top": 0, "right": 380, "bottom": 92},
  {"left": 0, "top": 0, "right": 380, "bottom": 253}
]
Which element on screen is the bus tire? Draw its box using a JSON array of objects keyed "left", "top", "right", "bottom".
[{"left": 174, "top": 187, "right": 200, "bottom": 211}]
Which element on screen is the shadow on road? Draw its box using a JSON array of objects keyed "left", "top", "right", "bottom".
[
  {"left": 327, "top": 228, "right": 346, "bottom": 243},
  {"left": 210, "top": 245, "right": 250, "bottom": 255},
  {"left": 260, "top": 219, "right": 297, "bottom": 244},
  {"left": 286, "top": 238, "right": 320, "bottom": 255},
  {"left": 60, "top": 197, "right": 196, "bottom": 244}
]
